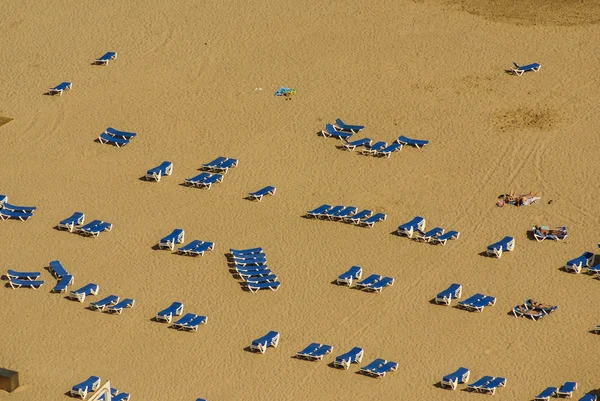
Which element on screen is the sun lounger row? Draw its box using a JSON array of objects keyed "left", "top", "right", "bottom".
[
  {"left": 145, "top": 161, "right": 173, "bottom": 182},
  {"left": 201, "top": 156, "right": 239, "bottom": 173},
  {"left": 532, "top": 225, "right": 567, "bottom": 242},
  {"left": 229, "top": 247, "right": 281, "bottom": 293},
  {"left": 512, "top": 299, "right": 558, "bottom": 321},
  {"left": 565, "top": 251, "right": 596, "bottom": 274},
  {"left": 184, "top": 172, "right": 224, "bottom": 189},
  {"left": 486, "top": 236, "right": 515, "bottom": 258},
  {"left": 48, "top": 81, "right": 72, "bottom": 96},
  {"left": 58, "top": 215, "right": 113, "bottom": 238},
  {"left": 0, "top": 196, "right": 37, "bottom": 221},
  {"left": 98, "top": 127, "right": 136, "bottom": 147},
  {"left": 306, "top": 204, "right": 387, "bottom": 228},
  {"left": 434, "top": 283, "right": 463, "bottom": 305},
  {"left": 336, "top": 266, "right": 394, "bottom": 292},
  {"left": 155, "top": 302, "right": 207, "bottom": 330},
  {"left": 70, "top": 375, "right": 131, "bottom": 400},
  {"left": 535, "top": 382, "right": 578, "bottom": 400},
  {"left": 90, "top": 295, "right": 135, "bottom": 314},
  {"left": 466, "top": 375, "right": 507, "bottom": 395},
  {"left": 457, "top": 293, "right": 496, "bottom": 312}
]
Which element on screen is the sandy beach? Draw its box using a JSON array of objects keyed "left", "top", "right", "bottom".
[{"left": 1, "top": 0, "right": 600, "bottom": 399}]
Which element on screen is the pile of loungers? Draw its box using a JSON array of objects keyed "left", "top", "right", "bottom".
[
  {"left": 228, "top": 247, "right": 281, "bottom": 293},
  {"left": 57, "top": 213, "right": 113, "bottom": 238},
  {"left": 98, "top": 127, "right": 136, "bottom": 147},
  {"left": 534, "top": 382, "right": 585, "bottom": 400},
  {"left": 396, "top": 216, "right": 460, "bottom": 245},
  {"left": 457, "top": 293, "right": 496, "bottom": 312},
  {"left": 0, "top": 195, "right": 37, "bottom": 221},
  {"left": 512, "top": 299, "right": 557, "bottom": 321},
  {"left": 305, "top": 204, "right": 387, "bottom": 228},
  {"left": 531, "top": 225, "right": 567, "bottom": 242},
  {"left": 155, "top": 301, "right": 207, "bottom": 331},
  {"left": 184, "top": 156, "right": 238, "bottom": 190},
  {"left": 336, "top": 266, "right": 394, "bottom": 293},
  {"left": 486, "top": 236, "right": 515, "bottom": 258},
  {"left": 564, "top": 251, "right": 597, "bottom": 274},
  {"left": 69, "top": 375, "right": 131, "bottom": 400},
  {"left": 158, "top": 228, "right": 215, "bottom": 256}
]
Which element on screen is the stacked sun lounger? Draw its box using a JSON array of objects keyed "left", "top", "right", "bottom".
[
  {"left": 177, "top": 239, "right": 215, "bottom": 256},
  {"left": 531, "top": 225, "right": 567, "bottom": 242},
  {"left": 434, "top": 283, "right": 463, "bottom": 305},
  {"left": 564, "top": 251, "right": 596, "bottom": 274},
  {"left": 441, "top": 367, "right": 470, "bottom": 390},
  {"left": 359, "top": 358, "right": 398, "bottom": 378},
  {"left": 6, "top": 269, "right": 45, "bottom": 290},
  {"left": 57, "top": 212, "right": 85, "bottom": 232},
  {"left": 486, "top": 236, "right": 515, "bottom": 258},
  {"left": 69, "top": 375, "right": 101, "bottom": 399},
  {"left": 145, "top": 161, "right": 173, "bottom": 182},
  {"left": 534, "top": 382, "right": 577, "bottom": 400},
  {"left": 457, "top": 293, "right": 496, "bottom": 312},
  {"left": 158, "top": 228, "right": 185, "bottom": 251},
  {"left": 512, "top": 299, "right": 558, "bottom": 321},
  {"left": 48, "top": 260, "right": 74, "bottom": 293},
  {"left": 67, "top": 283, "right": 100, "bottom": 303},
  {"left": 336, "top": 267, "right": 394, "bottom": 293},
  {"left": 333, "top": 347, "right": 364, "bottom": 370},
  {"left": 396, "top": 216, "right": 426, "bottom": 238},
  {"left": 90, "top": 295, "right": 135, "bottom": 315},
  {"left": 228, "top": 247, "right": 281, "bottom": 293},
  {"left": 154, "top": 302, "right": 207, "bottom": 331},
  {"left": 249, "top": 331, "right": 280, "bottom": 353},
  {"left": 0, "top": 196, "right": 37, "bottom": 221},
  {"left": 98, "top": 127, "right": 136, "bottom": 147},
  {"left": 305, "top": 204, "right": 386, "bottom": 228},
  {"left": 412, "top": 224, "right": 460, "bottom": 245},
  {"left": 466, "top": 375, "right": 507, "bottom": 395}
]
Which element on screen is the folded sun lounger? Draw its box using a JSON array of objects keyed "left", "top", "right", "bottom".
[
  {"left": 395, "top": 135, "right": 429, "bottom": 148},
  {"left": 7, "top": 270, "right": 41, "bottom": 281},
  {"left": 534, "top": 386, "right": 558, "bottom": 401},
  {"left": 248, "top": 186, "right": 276, "bottom": 201},
  {"left": 337, "top": 265, "right": 362, "bottom": 286},
  {"left": 156, "top": 302, "right": 184, "bottom": 323},
  {"left": 98, "top": 132, "right": 130, "bottom": 147},
  {"left": 90, "top": 295, "right": 119, "bottom": 311},
  {"left": 435, "top": 283, "right": 462, "bottom": 305},
  {"left": 340, "top": 137, "right": 371, "bottom": 151},
  {"left": 431, "top": 230, "right": 460, "bottom": 246},
  {"left": 359, "top": 212, "right": 386, "bottom": 228},
  {"left": 58, "top": 212, "right": 85, "bottom": 232},
  {"left": 146, "top": 161, "right": 173, "bottom": 182},
  {"left": 250, "top": 330, "right": 280, "bottom": 353},
  {"left": 48, "top": 260, "right": 69, "bottom": 279},
  {"left": 159, "top": 228, "right": 185, "bottom": 251},
  {"left": 104, "top": 127, "right": 136, "bottom": 140},
  {"left": 48, "top": 81, "right": 72, "bottom": 96},
  {"left": 333, "top": 347, "right": 364, "bottom": 369},
  {"left": 486, "top": 236, "right": 515, "bottom": 258},
  {"left": 8, "top": 277, "right": 44, "bottom": 289},
  {"left": 106, "top": 298, "right": 135, "bottom": 314},
  {"left": 333, "top": 118, "right": 364, "bottom": 134},
  {"left": 557, "top": 382, "right": 577, "bottom": 398},
  {"left": 321, "top": 124, "right": 353, "bottom": 140},
  {"left": 354, "top": 274, "right": 381, "bottom": 289},
  {"left": 511, "top": 62, "right": 541, "bottom": 76},
  {"left": 68, "top": 283, "right": 99, "bottom": 303},
  {"left": 51, "top": 274, "right": 74, "bottom": 293},
  {"left": 79, "top": 221, "right": 113, "bottom": 237},
  {"left": 95, "top": 51, "right": 117, "bottom": 65},
  {"left": 441, "top": 367, "right": 470, "bottom": 390},
  {"left": 69, "top": 375, "right": 101, "bottom": 399},
  {"left": 397, "top": 216, "right": 426, "bottom": 237}
]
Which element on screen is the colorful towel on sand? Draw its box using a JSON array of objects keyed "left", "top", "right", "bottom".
[{"left": 274, "top": 87, "right": 296, "bottom": 97}]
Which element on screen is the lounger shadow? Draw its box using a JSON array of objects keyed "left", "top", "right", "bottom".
[
  {"left": 478, "top": 251, "right": 490, "bottom": 257},
  {"left": 432, "top": 382, "right": 445, "bottom": 389}
]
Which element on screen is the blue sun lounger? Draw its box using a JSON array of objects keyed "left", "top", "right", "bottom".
[
  {"left": 435, "top": 283, "right": 463, "bottom": 305},
  {"left": 359, "top": 358, "right": 387, "bottom": 375},
  {"left": 250, "top": 330, "right": 280, "bottom": 353},
  {"left": 48, "top": 81, "right": 72, "bottom": 96},
  {"left": 170, "top": 313, "right": 196, "bottom": 329},
  {"left": 58, "top": 212, "right": 85, "bottom": 232},
  {"left": 486, "top": 236, "right": 515, "bottom": 258},
  {"left": 0, "top": 195, "right": 5, "bottom": 206},
  {"left": 51, "top": 274, "right": 74, "bottom": 293},
  {"left": 457, "top": 293, "right": 485, "bottom": 309},
  {"left": 248, "top": 186, "right": 276, "bottom": 201},
  {"left": 441, "top": 367, "right": 470, "bottom": 390},
  {"left": 321, "top": 124, "right": 353, "bottom": 140},
  {"left": 244, "top": 274, "right": 278, "bottom": 284},
  {"left": 180, "top": 314, "right": 208, "bottom": 331},
  {"left": 76, "top": 220, "right": 102, "bottom": 234},
  {"left": 534, "top": 387, "right": 558, "bottom": 400},
  {"left": 511, "top": 62, "right": 541, "bottom": 76},
  {"left": 467, "top": 375, "right": 494, "bottom": 392},
  {"left": 306, "top": 204, "right": 331, "bottom": 218},
  {"left": 0, "top": 209, "right": 33, "bottom": 221},
  {"left": 369, "top": 361, "right": 398, "bottom": 378},
  {"left": 297, "top": 343, "right": 320, "bottom": 359},
  {"left": 360, "top": 140, "right": 387, "bottom": 155},
  {"left": 355, "top": 274, "right": 381, "bottom": 289},
  {"left": 69, "top": 376, "right": 101, "bottom": 398},
  {"left": 95, "top": 51, "right": 117, "bottom": 65},
  {"left": 203, "top": 156, "right": 228, "bottom": 170},
  {"left": 48, "top": 260, "right": 69, "bottom": 278},
  {"left": 146, "top": 161, "right": 173, "bottom": 182},
  {"left": 320, "top": 205, "right": 345, "bottom": 219},
  {"left": 480, "top": 377, "right": 507, "bottom": 395},
  {"left": 2, "top": 203, "right": 36, "bottom": 213},
  {"left": 414, "top": 227, "right": 444, "bottom": 242},
  {"left": 397, "top": 216, "right": 426, "bottom": 237},
  {"left": 233, "top": 256, "right": 267, "bottom": 266},
  {"left": 332, "top": 206, "right": 357, "bottom": 220},
  {"left": 345, "top": 209, "right": 372, "bottom": 224},
  {"left": 184, "top": 172, "right": 211, "bottom": 187},
  {"left": 359, "top": 212, "right": 386, "bottom": 228},
  {"left": 341, "top": 137, "right": 371, "bottom": 151},
  {"left": 467, "top": 295, "right": 496, "bottom": 312},
  {"left": 579, "top": 394, "right": 597, "bottom": 401},
  {"left": 98, "top": 132, "right": 130, "bottom": 147},
  {"left": 238, "top": 269, "right": 272, "bottom": 280},
  {"left": 80, "top": 221, "right": 113, "bottom": 237},
  {"left": 8, "top": 277, "right": 44, "bottom": 289},
  {"left": 90, "top": 295, "right": 119, "bottom": 311},
  {"left": 7, "top": 270, "right": 41, "bottom": 281},
  {"left": 196, "top": 174, "right": 223, "bottom": 189},
  {"left": 156, "top": 302, "right": 184, "bottom": 323},
  {"left": 230, "top": 247, "right": 263, "bottom": 256},
  {"left": 333, "top": 118, "right": 365, "bottom": 134},
  {"left": 159, "top": 228, "right": 185, "bottom": 251},
  {"left": 431, "top": 230, "right": 460, "bottom": 246},
  {"left": 69, "top": 283, "right": 99, "bottom": 302},
  {"left": 104, "top": 127, "right": 136, "bottom": 140},
  {"left": 333, "top": 347, "right": 364, "bottom": 369},
  {"left": 106, "top": 298, "right": 135, "bottom": 314},
  {"left": 112, "top": 392, "right": 131, "bottom": 401},
  {"left": 364, "top": 277, "right": 394, "bottom": 292},
  {"left": 557, "top": 382, "right": 577, "bottom": 398},
  {"left": 337, "top": 266, "right": 362, "bottom": 286},
  {"left": 246, "top": 281, "right": 280, "bottom": 293},
  {"left": 212, "top": 158, "right": 238, "bottom": 173},
  {"left": 374, "top": 142, "right": 403, "bottom": 157},
  {"left": 184, "top": 241, "right": 214, "bottom": 256},
  {"left": 565, "top": 251, "right": 595, "bottom": 274},
  {"left": 177, "top": 240, "right": 202, "bottom": 254},
  {"left": 297, "top": 343, "right": 333, "bottom": 360},
  {"left": 395, "top": 135, "right": 430, "bottom": 148}
]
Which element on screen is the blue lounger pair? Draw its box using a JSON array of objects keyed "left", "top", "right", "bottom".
[
  {"left": 248, "top": 186, "right": 276, "bottom": 201},
  {"left": 435, "top": 283, "right": 462, "bottom": 305},
  {"left": 532, "top": 225, "right": 567, "bottom": 242},
  {"left": 156, "top": 302, "right": 184, "bottom": 323},
  {"left": 333, "top": 347, "right": 364, "bottom": 369},
  {"left": 397, "top": 216, "right": 426, "bottom": 237},
  {"left": 414, "top": 227, "right": 444, "bottom": 242},
  {"left": 431, "top": 230, "right": 460, "bottom": 246},
  {"left": 441, "top": 367, "right": 470, "bottom": 390},
  {"left": 457, "top": 293, "right": 496, "bottom": 312},
  {"left": 467, "top": 376, "right": 507, "bottom": 394},
  {"left": 7, "top": 270, "right": 41, "bottom": 281},
  {"left": 337, "top": 266, "right": 362, "bottom": 286},
  {"left": 95, "top": 51, "right": 117, "bottom": 65},
  {"left": 374, "top": 142, "right": 403, "bottom": 158},
  {"left": 8, "top": 277, "right": 44, "bottom": 289},
  {"left": 333, "top": 118, "right": 364, "bottom": 134},
  {"left": 51, "top": 274, "right": 74, "bottom": 293},
  {"left": 246, "top": 280, "right": 280, "bottom": 293},
  {"left": 184, "top": 172, "right": 223, "bottom": 189},
  {"left": 358, "top": 212, "right": 386, "bottom": 228},
  {"left": 355, "top": 275, "right": 394, "bottom": 292},
  {"left": 68, "top": 283, "right": 99, "bottom": 303},
  {"left": 202, "top": 156, "right": 238, "bottom": 173},
  {"left": 69, "top": 375, "right": 101, "bottom": 398},
  {"left": 511, "top": 62, "right": 541, "bottom": 76},
  {"left": 98, "top": 127, "right": 136, "bottom": 147},
  {"left": 250, "top": 330, "right": 280, "bottom": 353},
  {"left": 58, "top": 212, "right": 85, "bottom": 232},
  {"left": 395, "top": 135, "right": 429, "bottom": 148},
  {"left": 565, "top": 251, "right": 595, "bottom": 274},
  {"left": 171, "top": 312, "right": 207, "bottom": 331},
  {"left": 341, "top": 137, "right": 371, "bottom": 151},
  {"left": 359, "top": 358, "right": 398, "bottom": 378},
  {"left": 177, "top": 240, "right": 214, "bottom": 256},
  {"left": 359, "top": 141, "right": 387, "bottom": 155},
  {"left": 159, "top": 228, "right": 185, "bottom": 250},
  {"left": 486, "top": 236, "right": 515, "bottom": 258},
  {"left": 48, "top": 260, "right": 69, "bottom": 278},
  {"left": 146, "top": 161, "right": 173, "bottom": 182},
  {"left": 48, "top": 81, "right": 72, "bottom": 96},
  {"left": 297, "top": 343, "right": 333, "bottom": 361},
  {"left": 321, "top": 124, "right": 353, "bottom": 140},
  {"left": 78, "top": 220, "right": 113, "bottom": 237}
]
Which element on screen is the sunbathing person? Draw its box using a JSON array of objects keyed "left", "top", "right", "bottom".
[{"left": 532, "top": 225, "right": 566, "bottom": 235}]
